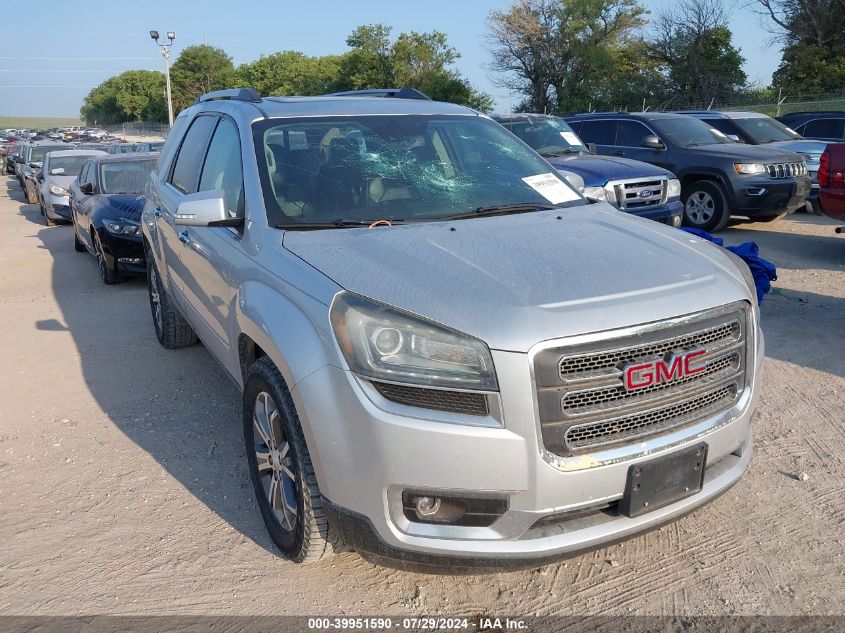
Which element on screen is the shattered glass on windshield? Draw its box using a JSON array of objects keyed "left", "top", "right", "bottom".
[{"left": 254, "top": 114, "right": 583, "bottom": 227}]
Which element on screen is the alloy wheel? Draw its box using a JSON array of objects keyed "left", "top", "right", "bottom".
[
  {"left": 685, "top": 191, "right": 716, "bottom": 224},
  {"left": 252, "top": 391, "right": 299, "bottom": 532}
]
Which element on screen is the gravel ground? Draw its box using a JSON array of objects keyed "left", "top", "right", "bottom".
[{"left": 0, "top": 175, "right": 842, "bottom": 616}]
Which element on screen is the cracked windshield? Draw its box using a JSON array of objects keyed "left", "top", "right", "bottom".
[{"left": 255, "top": 114, "right": 582, "bottom": 227}]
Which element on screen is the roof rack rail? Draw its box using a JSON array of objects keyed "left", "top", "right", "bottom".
[
  {"left": 196, "top": 88, "right": 262, "bottom": 104},
  {"left": 325, "top": 88, "right": 432, "bottom": 101}
]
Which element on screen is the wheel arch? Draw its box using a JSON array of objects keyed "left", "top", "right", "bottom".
[{"left": 235, "top": 281, "right": 336, "bottom": 393}]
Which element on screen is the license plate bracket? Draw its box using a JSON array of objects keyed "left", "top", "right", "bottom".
[{"left": 620, "top": 443, "right": 708, "bottom": 518}]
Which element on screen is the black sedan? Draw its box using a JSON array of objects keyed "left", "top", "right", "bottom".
[{"left": 69, "top": 154, "right": 156, "bottom": 284}]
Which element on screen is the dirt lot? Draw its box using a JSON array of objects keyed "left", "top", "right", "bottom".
[{"left": 0, "top": 174, "right": 842, "bottom": 617}]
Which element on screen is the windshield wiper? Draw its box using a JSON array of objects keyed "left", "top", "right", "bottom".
[
  {"left": 276, "top": 218, "right": 407, "bottom": 230},
  {"left": 542, "top": 148, "right": 583, "bottom": 157},
  {"left": 434, "top": 203, "right": 556, "bottom": 222}
]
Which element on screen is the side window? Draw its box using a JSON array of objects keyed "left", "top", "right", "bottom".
[
  {"left": 78, "top": 163, "right": 88, "bottom": 184},
  {"left": 577, "top": 120, "right": 617, "bottom": 145},
  {"left": 803, "top": 118, "right": 845, "bottom": 139},
  {"left": 198, "top": 118, "right": 244, "bottom": 218},
  {"left": 616, "top": 120, "right": 653, "bottom": 147},
  {"left": 168, "top": 115, "right": 217, "bottom": 194}
]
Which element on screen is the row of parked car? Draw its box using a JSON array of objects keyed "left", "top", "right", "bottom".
[
  {"left": 495, "top": 109, "right": 845, "bottom": 232},
  {"left": 1, "top": 138, "right": 163, "bottom": 206},
  {"left": 4, "top": 89, "right": 842, "bottom": 572}
]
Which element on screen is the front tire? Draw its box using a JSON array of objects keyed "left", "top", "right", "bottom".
[
  {"left": 94, "top": 232, "right": 118, "bottom": 285},
  {"left": 243, "top": 356, "right": 339, "bottom": 563},
  {"left": 683, "top": 181, "right": 729, "bottom": 232},
  {"left": 25, "top": 181, "right": 38, "bottom": 204},
  {"left": 146, "top": 259, "right": 198, "bottom": 349}
]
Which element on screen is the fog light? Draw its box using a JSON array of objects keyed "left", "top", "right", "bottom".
[
  {"left": 402, "top": 491, "right": 508, "bottom": 527},
  {"left": 415, "top": 496, "right": 440, "bottom": 517}
]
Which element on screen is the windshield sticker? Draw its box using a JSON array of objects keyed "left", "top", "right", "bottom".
[
  {"left": 560, "top": 131, "right": 581, "bottom": 146},
  {"left": 522, "top": 172, "right": 581, "bottom": 204},
  {"left": 288, "top": 130, "right": 309, "bottom": 150}
]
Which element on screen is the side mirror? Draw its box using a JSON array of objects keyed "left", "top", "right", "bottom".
[
  {"left": 14, "top": 156, "right": 23, "bottom": 163},
  {"left": 586, "top": 143, "right": 598, "bottom": 155},
  {"left": 175, "top": 190, "right": 239, "bottom": 227},
  {"left": 29, "top": 162, "right": 40, "bottom": 168},
  {"left": 36, "top": 173, "right": 44, "bottom": 181},
  {"left": 80, "top": 182, "right": 94, "bottom": 195},
  {"left": 641, "top": 135, "right": 665, "bottom": 150}
]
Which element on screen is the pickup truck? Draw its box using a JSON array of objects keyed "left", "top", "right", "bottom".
[
  {"left": 142, "top": 88, "right": 764, "bottom": 570},
  {"left": 819, "top": 143, "right": 845, "bottom": 230},
  {"left": 494, "top": 114, "right": 683, "bottom": 226}
]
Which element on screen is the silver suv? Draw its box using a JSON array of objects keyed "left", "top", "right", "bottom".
[{"left": 142, "top": 88, "right": 764, "bottom": 570}]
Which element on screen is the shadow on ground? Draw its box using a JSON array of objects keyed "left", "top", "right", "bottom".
[{"left": 22, "top": 189, "right": 281, "bottom": 557}]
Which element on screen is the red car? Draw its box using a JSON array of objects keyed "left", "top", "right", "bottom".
[{"left": 819, "top": 143, "right": 845, "bottom": 230}]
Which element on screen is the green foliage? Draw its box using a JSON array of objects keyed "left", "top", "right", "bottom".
[
  {"left": 80, "top": 70, "right": 166, "bottom": 125},
  {"left": 773, "top": 44, "right": 845, "bottom": 94},
  {"left": 239, "top": 52, "right": 343, "bottom": 96},
  {"left": 170, "top": 45, "right": 240, "bottom": 111},
  {"left": 488, "top": 0, "right": 650, "bottom": 114}
]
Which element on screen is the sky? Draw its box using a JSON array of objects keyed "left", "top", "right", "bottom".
[{"left": 0, "top": 0, "right": 780, "bottom": 118}]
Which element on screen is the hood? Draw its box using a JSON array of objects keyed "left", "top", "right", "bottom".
[
  {"left": 687, "top": 143, "right": 802, "bottom": 162},
  {"left": 766, "top": 139, "right": 827, "bottom": 160},
  {"left": 545, "top": 155, "right": 672, "bottom": 187},
  {"left": 94, "top": 194, "right": 146, "bottom": 222},
  {"left": 283, "top": 206, "right": 750, "bottom": 352}
]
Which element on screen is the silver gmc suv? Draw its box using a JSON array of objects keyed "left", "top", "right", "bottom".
[{"left": 142, "top": 88, "right": 764, "bottom": 570}]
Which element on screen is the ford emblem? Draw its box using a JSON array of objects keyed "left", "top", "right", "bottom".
[{"left": 638, "top": 189, "right": 652, "bottom": 198}]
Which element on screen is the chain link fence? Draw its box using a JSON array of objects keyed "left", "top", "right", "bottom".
[{"left": 582, "top": 89, "right": 845, "bottom": 117}]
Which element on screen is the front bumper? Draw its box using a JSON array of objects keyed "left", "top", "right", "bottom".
[
  {"left": 99, "top": 231, "right": 146, "bottom": 275},
  {"left": 44, "top": 194, "right": 71, "bottom": 220},
  {"left": 293, "top": 319, "right": 764, "bottom": 568},
  {"left": 728, "top": 176, "right": 812, "bottom": 216},
  {"left": 624, "top": 199, "right": 683, "bottom": 226}
]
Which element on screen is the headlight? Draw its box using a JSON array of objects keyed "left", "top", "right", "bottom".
[
  {"left": 103, "top": 220, "right": 140, "bottom": 235},
  {"left": 49, "top": 184, "right": 69, "bottom": 196},
  {"left": 667, "top": 178, "right": 681, "bottom": 200},
  {"left": 330, "top": 292, "right": 498, "bottom": 391},
  {"left": 582, "top": 186, "right": 605, "bottom": 202},
  {"left": 734, "top": 163, "right": 766, "bottom": 175}
]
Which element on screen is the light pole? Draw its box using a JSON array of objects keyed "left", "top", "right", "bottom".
[{"left": 150, "top": 30, "right": 175, "bottom": 127}]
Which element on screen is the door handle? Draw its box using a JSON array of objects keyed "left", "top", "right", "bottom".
[
  {"left": 178, "top": 231, "right": 190, "bottom": 244},
  {"left": 612, "top": 151, "right": 626, "bottom": 157}
]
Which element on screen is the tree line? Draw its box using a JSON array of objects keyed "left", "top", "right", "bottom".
[
  {"left": 81, "top": 0, "right": 845, "bottom": 124},
  {"left": 80, "top": 24, "right": 492, "bottom": 125},
  {"left": 488, "top": 0, "right": 844, "bottom": 113}
]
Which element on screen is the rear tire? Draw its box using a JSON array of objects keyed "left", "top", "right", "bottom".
[
  {"left": 682, "top": 181, "right": 729, "bottom": 232},
  {"left": 146, "top": 259, "right": 198, "bottom": 349},
  {"left": 243, "top": 356, "right": 340, "bottom": 563}
]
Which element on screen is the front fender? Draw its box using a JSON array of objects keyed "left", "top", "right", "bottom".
[{"left": 234, "top": 280, "right": 336, "bottom": 392}]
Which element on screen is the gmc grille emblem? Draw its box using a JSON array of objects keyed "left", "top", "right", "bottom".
[{"left": 623, "top": 349, "right": 707, "bottom": 390}]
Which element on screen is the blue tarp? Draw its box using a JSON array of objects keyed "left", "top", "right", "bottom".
[{"left": 681, "top": 228, "right": 777, "bottom": 304}]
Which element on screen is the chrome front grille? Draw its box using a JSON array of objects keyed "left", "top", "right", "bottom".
[
  {"left": 608, "top": 177, "right": 667, "bottom": 210},
  {"left": 766, "top": 162, "right": 806, "bottom": 179},
  {"left": 534, "top": 304, "right": 749, "bottom": 455}
]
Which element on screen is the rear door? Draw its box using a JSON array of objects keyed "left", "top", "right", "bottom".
[
  {"left": 177, "top": 115, "right": 244, "bottom": 367},
  {"left": 72, "top": 161, "right": 98, "bottom": 248},
  {"left": 155, "top": 113, "right": 217, "bottom": 307},
  {"left": 574, "top": 119, "right": 618, "bottom": 156},
  {"left": 801, "top": 118, "right": 845, "bottom": 142}
]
